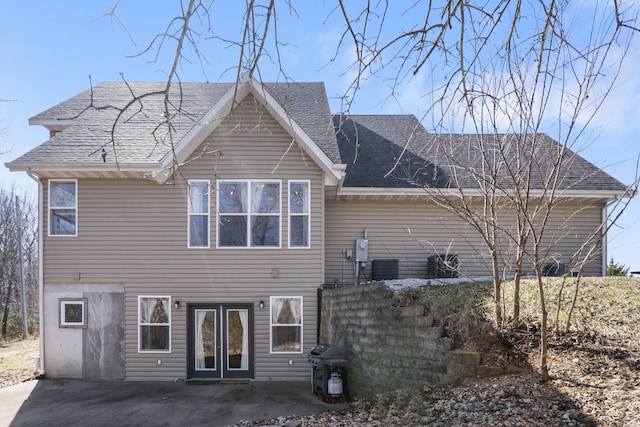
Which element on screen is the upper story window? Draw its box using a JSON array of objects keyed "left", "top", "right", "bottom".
[
  {"left": 289, "top": 181, "right": 310, "bottom": 248},
  {"left": 217, "top": 180, "right": 281, "bottom": 248},
  {"left": 49, "top": 180, "right": 77, "bottom": 236},
  {"left": 188, "top": 180, "right": 210, "bottom": 248}
]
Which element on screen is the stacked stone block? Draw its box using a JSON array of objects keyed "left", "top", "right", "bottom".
[{"left": 320, "top": 282, "right": 459, "bottom": 395}]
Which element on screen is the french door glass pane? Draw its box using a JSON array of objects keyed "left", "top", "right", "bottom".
[
  {"left": 227, "top": 309, "right": 249, "bottom": 370},
  {"left": 195, "top": 309, "right": 216, "bottom": 370}
]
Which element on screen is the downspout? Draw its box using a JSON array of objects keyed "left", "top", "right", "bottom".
[
  {"left": 25, "top": 168, "right": 45, "bottom": 377},
  {"left": 601, "top": 204, "right": 607, "bottom": 276},
  {"left": 602, "top": 199, "right": 617, "bottom": 277}
]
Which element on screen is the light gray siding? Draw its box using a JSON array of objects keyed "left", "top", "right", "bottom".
[
  {"left": 42, "top": 94, "right": 325, "bottom": 381},
  {"left": 324, "top": 199, "right": 605, "bottom": 283}
]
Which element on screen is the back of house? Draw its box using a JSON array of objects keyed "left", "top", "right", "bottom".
[{"left": 6, "top": 77, "right": 627, "bottom": 381}]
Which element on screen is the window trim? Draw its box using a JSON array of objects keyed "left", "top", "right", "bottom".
[
  {"left": 187, "top": 179, "right": 211, "bottom": 249},
  {"left": 138, "top": 295, "right": 172, "bottom": 354},
  {"left": 48, "top": 179, "right": 78, "bottom": 237},
  {"left": 288, "top": 180, "right": 311, "bottom": 249},
  {"left": 269, "top": 296, "right": 303, "bottom": 354},
  {"left": 216, "top": 179, "right": 282, "bottom": 249},
  {"left": 59, "top": 298, "right": 87, "bottom": 328}
]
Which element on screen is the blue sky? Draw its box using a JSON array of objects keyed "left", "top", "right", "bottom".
[{"left": 1, "top": 1, "right": 639, "bottom": 271}]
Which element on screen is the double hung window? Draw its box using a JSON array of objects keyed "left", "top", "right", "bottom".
[
  {"left": 217, "top": 180, "right": 281, "bottom": 248},
  {"left": 288, "top": 181, "right": 310, "bottom": 248},
  {"left": 270, "top": 296, "right": 302, "bottom": 353},
  {"left": 188, "top": 180, "right": 210, "bottom": 248},
  {"left": 139, "top": 296, "right": 171, "bottom": 352},
  {"left": 49, "top": 180, "right": 77, "bottom": 236}
]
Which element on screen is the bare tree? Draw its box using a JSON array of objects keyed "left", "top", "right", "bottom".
[
  {"left": 331, "top": 1, "right": 638, "bottom": 380},
  {"left": 0, "top": 187, "right": 38, "bottom": 339},
  {"left": 0, "top": 98, "right": 16, "bottom": 153},
  {"left": 96, "top": 1, "right": 638, "bottom": 380}
]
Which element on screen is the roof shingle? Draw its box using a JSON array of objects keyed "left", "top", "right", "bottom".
[{"left": 8, "top": 80, "right": 627, "bottom": 195}]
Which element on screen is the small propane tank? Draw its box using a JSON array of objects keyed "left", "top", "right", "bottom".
[{"left": 328, "top": 372, "right": 343, "bottom": 397}]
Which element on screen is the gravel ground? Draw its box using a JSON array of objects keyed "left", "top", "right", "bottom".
[{"left": 231, "top": 341, "right": 640, "bottom": 427}]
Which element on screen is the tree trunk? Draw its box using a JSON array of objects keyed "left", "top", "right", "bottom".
[
  {"left": 491, "top": 250, "right": 502, "bottom": 327},
  {"left": 513, "top": 245, "right": 525, "bottom": 323},
  {"left": 1, "top": 280, "right": 13, "bottom": 338},
  {"left": 536, "top": 270, "right": 549, "bottom": 381}
]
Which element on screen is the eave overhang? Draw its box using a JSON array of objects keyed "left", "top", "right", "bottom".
[
  {"left": 336, "top": 187, "right": 631, "bottom": 202},
  {"left": 4, "top": 162, "right": 157, "bottom": 180},
  {"left": 28, "top": 118, "right": 75, "bottom": 133}
]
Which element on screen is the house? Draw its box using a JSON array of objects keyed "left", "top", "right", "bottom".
[{"left": 6, "top": 76, "right": 627, "bottom": 382}]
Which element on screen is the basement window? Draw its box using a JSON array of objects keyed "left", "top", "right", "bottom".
[{"left": 59, "top": 299, "right": 87, "bottom": 328}]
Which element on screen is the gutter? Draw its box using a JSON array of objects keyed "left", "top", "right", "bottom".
[
  {"left": 25, "top": 168, "right": 45, "bottom": 378},
  {"left": 336, "top": 186, "right": 628, "bottom": 200}
]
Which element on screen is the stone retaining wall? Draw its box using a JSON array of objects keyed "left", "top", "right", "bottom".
[{"left": 320, "top": 282, "right": 495, "bottom": 396}]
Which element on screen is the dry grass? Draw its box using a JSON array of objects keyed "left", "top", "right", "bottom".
[
  {"left": 500, "top": 277, "right": 640, "bottom": 343},
  {"left": 393, "top": 277, "right": 640, "bottom": 359},
  {"left": 0, "top": 336, "right": 39, "bottom": 388}
]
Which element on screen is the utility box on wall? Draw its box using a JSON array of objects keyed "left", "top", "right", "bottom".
[{"left": 355, "top": 239, "right": 368, "bottom": 263}]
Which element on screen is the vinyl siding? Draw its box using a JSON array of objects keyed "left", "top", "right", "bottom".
[
  {"left": 324, "top": 199, "right": 605, "bottom": 283},
  {"left": 42, "top": 94, "right": 324, "bottom": 381}
]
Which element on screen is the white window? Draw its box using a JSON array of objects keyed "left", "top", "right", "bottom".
[
  {"left": 217, "top": 180, "right": 281, "bottom": 248},
  {"left": 270, "top": 296, "right": 302, "bottom": 353},
  {"left": 49, "top": 180, "right": 77, "bottom": 236},
  {"left": 138, "top": 296, "right": 171, "bottom": 352},
  {"left": 289, "top": 181, "right": 310, "bottom": 248},
  {"left": 188, "top": 180, "right": 210, "bottom": 248},
  {"left": 59, "top": 299, "right": 86, "bottom": 328}
]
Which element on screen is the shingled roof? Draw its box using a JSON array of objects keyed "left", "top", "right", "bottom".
[
  {"left": 7, "top": 79, "right": 628, "bottom": 198},
  {"left": 9, "top": 79, "right": 341, "bottom": 174},
  {"left": 334, "top": 114, "right": 628, "bottom": 196}
]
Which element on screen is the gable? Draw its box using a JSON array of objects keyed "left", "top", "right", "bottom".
[
  {"left": 154, "top": 77, "right": 344, "bottom": 185},
  {"left": 181, "top": 93, "right": 325, "bottom": 181}
]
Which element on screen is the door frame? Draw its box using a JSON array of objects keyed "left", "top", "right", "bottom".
[{"left": 186, "top": 303, "right": 255, "bottom": 380}]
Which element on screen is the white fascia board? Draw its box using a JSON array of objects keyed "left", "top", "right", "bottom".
[
  {"left": 330, "top": 164, "right": 347, "bottom": 187},
  {"left": 248, "top": 78, "right": 343, "bottom": 184},
  {"left": 28, "top": 118, "right": 76, "bottom": 128},
  {"left": 5, "top": 162, "right": 157, "bottom": 176},
  {"left": 154, "top": 77, "right": 251, "bottom": 184}
]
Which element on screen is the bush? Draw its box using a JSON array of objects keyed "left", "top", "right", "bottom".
[{"left": 606, "top": 257, "right": 629, "bottom": 277}]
